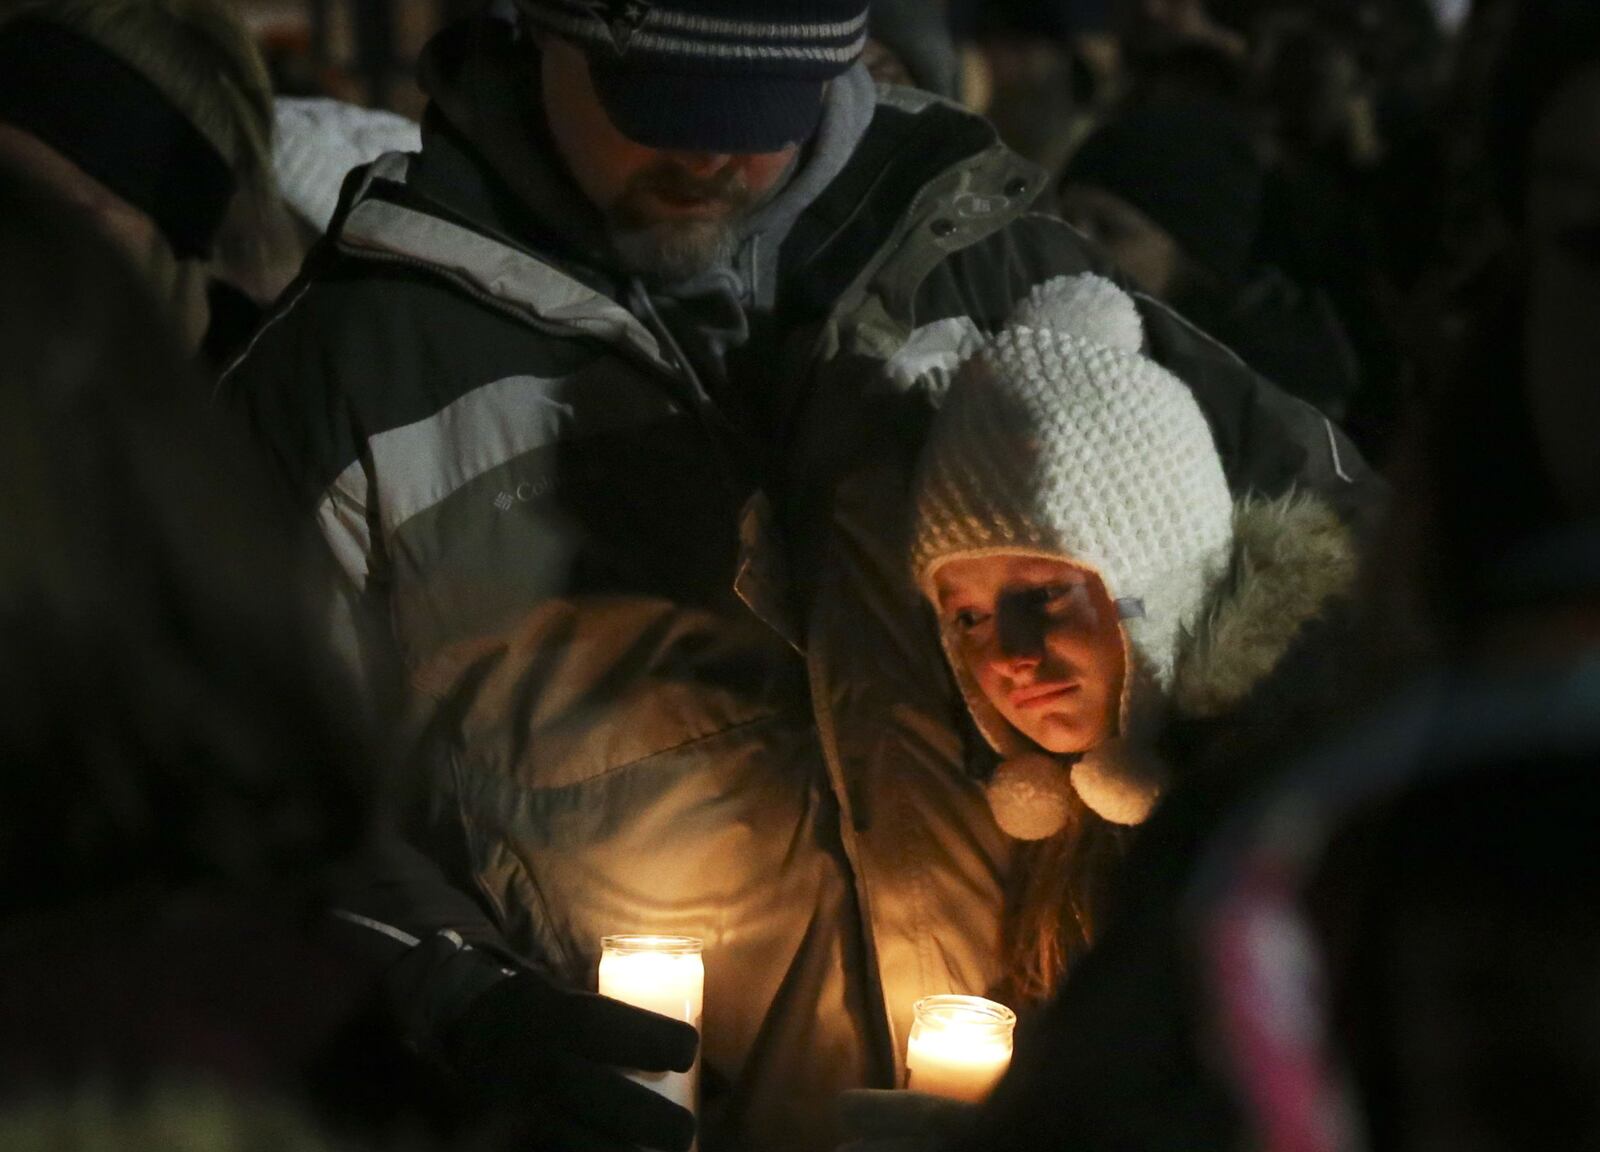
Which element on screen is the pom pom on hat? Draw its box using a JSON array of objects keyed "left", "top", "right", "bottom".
[
  {"left": 986, "top": 753, "right": 1076, "bottom": 840},
  {"left": 1070, "top": 740, "right": 1168, "bottom": 825},
  {"left": 1009, "top": 273, "right": 1145, "bottom": 352},
  {"left": 984, "top": 741, "right": 1169, "bottom": 836}
]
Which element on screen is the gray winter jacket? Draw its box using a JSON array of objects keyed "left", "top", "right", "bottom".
[{"left": 225, "top": 19, "right": 1376, "bottom": 1152}]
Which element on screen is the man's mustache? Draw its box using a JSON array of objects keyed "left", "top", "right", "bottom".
[
  {"left": 609, "top": 162, "right": 755, "bottom": 233},
  {"left": 630, "top": 163, "right": 751, "bottom": 206}
]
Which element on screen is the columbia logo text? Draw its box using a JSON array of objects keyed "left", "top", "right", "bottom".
[{"left": 493, "top": 475, "right": 557, "bottom": 511}]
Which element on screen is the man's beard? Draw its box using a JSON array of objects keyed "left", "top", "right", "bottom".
[
  {"left": 610, "top": 218, "right": 738, "bottom": 283},
  {"left": 605, "top": 162, "right": 753, "bottom": 283}
]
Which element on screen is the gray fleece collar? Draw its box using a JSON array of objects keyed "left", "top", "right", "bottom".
[{"left": 735, "top": 61, "right": 876, "bottom": 310}]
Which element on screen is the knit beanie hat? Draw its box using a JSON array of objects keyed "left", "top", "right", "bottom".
[
  {"left": 912, "top": 274, "right": 1234, "bottom": 834},
  {"left": 514, "top": 0, "right": 869, "bottom": 153},
  {"left": 1061, "top": 100, "right": 1263, "bottom": 284}
]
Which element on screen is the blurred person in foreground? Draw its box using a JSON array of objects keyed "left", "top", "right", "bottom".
[
  {"left": 222, "top": 2, "right": 1379, "bottom": 1149},
  {"left": 0, "top": 0, "right": 301, "bottom": 367},
  {"left": 1195, "top": 213, "right": 1600, "bottom": 1152},
  {"left": 1208, "top": 11, "right": 1600, "bottom": 1140},
  {"left": 0, "top": 169, "right": 446, "bottom": 1150},
  {"left": 1194, "top": 659, "right": 1600, "bottom": 1152}
]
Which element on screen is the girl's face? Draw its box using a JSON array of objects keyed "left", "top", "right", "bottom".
[{"left": 935, "top": 555, "right": 1126, "bottom": 756}]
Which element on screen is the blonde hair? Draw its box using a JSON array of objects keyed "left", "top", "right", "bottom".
[
  {"left": 1001, "top": 794, "right": 1128, "bottom": 1005},
  {"left": 5, "top": 0, "right": 274, "bottom": 196}
]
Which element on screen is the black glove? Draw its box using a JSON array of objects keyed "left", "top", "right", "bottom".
[{"left": 443, "top": 963, "right": 700, "bottom": 1152}]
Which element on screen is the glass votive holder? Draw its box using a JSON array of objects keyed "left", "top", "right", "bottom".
[
  {"left": 598, "top": 935, "right": 704, "bottom": 1125},
  {"left": 904, "top": 993, "right": 1016, "bottom": 1103}
]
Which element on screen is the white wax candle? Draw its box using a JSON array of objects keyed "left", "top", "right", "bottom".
[
  {"left": 598, "top": 935, "right": 704, "bottom": 1119},
  {"left": 904, "top": 995, "right": 1015, "bottom": 1103}
]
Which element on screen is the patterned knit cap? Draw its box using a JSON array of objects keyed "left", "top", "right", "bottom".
[
  {"left": 515, "top": 0, "right": 869, "bottom": 152},
  {"left": 912, "top": 274, "right": 1234, "bottom": 829}
]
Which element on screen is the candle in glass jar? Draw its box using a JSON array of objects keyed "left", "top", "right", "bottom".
[
  {"left": 598, "top": 935, "right": 704, "bottom": 1118},
  {"left": 904, "top": 994, "right": 1016, "bottom": 1103}
]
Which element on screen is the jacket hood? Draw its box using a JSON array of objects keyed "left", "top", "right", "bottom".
[
  {"left": 976, "top": 490, "right": 1359, "bottom": 834},
  {"left": 415, "top": 18, "right": 611, "bottom": 261},
  {"left": 1174, "top": 490, "right": 1360, "bottom": 719}
]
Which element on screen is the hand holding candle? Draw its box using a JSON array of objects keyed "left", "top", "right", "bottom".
[
  {"left": 599, "top": 935, "right": 705, "bottom": 1136},
  {"left": 904, "top": 994, "right": 1016, "bottom": 1103},
  {"left": 441, "top": 958, "right": 697, "bottom": 1152}
]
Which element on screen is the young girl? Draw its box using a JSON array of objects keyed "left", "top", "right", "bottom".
[{"left": 909, "top": 273, "right": 1358, "bottom": 1000}]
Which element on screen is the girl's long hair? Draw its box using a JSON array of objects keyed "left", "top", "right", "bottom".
[{"left": 1000, "top": 788, "right": 1127, "bottom": 1005}]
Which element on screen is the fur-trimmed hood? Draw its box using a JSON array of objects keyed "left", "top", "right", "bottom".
[
  {"left": 1174, "top": 490, "right": 1359, "bottom": 720},
  {"left": 982, "top": 489, "right": 1359, "bottom": 837}
]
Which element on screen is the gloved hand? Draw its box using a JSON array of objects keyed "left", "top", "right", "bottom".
[
  {"left": 836, "top": 1088, "right": 977, "bottom": 1152},
  {"left": 443, "top": 966, "right": 700, "bottom": 1152}
]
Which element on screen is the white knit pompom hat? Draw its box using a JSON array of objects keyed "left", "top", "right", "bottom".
[{"left": 912, "top": 274, "right": 1234, "bottom": 834}]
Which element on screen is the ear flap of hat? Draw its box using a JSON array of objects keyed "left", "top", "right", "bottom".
[{"left": 1069, "top": 650, "right": 1170, "bottom": 825}]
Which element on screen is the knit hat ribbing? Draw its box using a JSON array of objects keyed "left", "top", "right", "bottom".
[
  {"left": 515, "top": 0, "right": 869, "bottom": 152},
  {"left": 912, "top": 274, "right": 1234, "bottom": 828}
]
